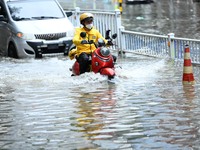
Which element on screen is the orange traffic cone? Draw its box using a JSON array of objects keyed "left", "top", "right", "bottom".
[{"left": 182, "top": 45, "right": 195, "bottom": 85}]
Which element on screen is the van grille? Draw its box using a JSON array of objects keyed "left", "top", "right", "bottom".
[{"left": 34, "top": 32, "right": 67, "bottom": 40}]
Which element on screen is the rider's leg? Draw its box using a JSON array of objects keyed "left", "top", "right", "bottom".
[{"left": 77, "top": 52, "right": 90, "bottom": 74}]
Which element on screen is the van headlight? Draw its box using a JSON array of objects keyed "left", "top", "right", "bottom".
[{"left": 16, "top": 32, "right": 35, "bottom": 40}]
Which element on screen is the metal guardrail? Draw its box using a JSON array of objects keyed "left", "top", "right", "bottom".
[
  {"left": 119, "top": 28, "right": 169, "bottom": 58},
  {"left": 68, "top": 8, "right": 200, "bottom": 65},
  {"left": 119, "top": 29, "right": 200, "bottom": 65},
  {"left": 170, "top": 37, "right": 200, "bottom": 64}
]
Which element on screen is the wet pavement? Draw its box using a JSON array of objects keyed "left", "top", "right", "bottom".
[{"left": 1, "top": 0, "right": 200, "bottom": 150}]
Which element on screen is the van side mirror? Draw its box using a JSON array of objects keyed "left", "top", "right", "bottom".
[
  {"left": 65, "top": 11, "right": 73, "bottom": 17},
  {"left": 0, "top": 15, "right": 8, "bottom": 22}
]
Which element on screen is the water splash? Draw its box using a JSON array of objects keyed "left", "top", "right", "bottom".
[{"left": 116, "top": 59, "right": 165, "bottom": 83}]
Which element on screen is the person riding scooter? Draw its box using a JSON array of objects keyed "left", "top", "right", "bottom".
[{"left": 72, "top": 12, "right": 115, "bottom": 74}]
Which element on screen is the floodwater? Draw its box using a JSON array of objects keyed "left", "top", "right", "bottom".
[
  {"left": 122, "top": 0, "right": 200, "bottom": 39},
  {"left": 1, "top": 0, "right": 200, "bottom": 150},
  {"left": 1, "top": 55, "right": 200, "bottom": 150}
]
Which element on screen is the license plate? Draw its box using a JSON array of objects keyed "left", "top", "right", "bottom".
[{"left": 48, "top": 44, "right": 58, "bottom": 49}]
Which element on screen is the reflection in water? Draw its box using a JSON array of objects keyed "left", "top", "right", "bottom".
[
  {"left": 183, "top": 85, "right": 196, "bottom": 100},
  {"left": 157, "top": 85, "right": 199, "bottom": 149},
  {"left": 71, "top": 85, "right": 119, "bottom": 148}
]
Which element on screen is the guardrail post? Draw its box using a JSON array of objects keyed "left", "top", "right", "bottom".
[
  {"left": 118, "top": 26, "right": 125, "bottom": 56},
  {"left": 168, "top": 33, "right": 175, "bottom": 59},
  {"left": 115, "top": 9, "right": 122, "bottom": 54},
  {"left": 74, "top": 7, "right": 80, "bottom": 27}
]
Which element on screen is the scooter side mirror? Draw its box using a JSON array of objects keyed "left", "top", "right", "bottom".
[
  {"left": 112, "top": 33, "right": 117, "bottom": 39},
  {"left": 80, "top": 32, "right": 86, "bottom": 38},
  {"left": 105, "top": 30, "right": 111, "bottom": 39}
]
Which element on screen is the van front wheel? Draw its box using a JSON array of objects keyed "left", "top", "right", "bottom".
[{"left": 8, "top": 43, "right": 18, "bottom": 58}]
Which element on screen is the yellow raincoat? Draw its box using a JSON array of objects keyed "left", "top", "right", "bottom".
[{"left": 72, "top": 27, "right": 106, "bottom": 57}]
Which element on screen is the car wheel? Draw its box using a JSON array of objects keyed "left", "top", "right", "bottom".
[{"left": 8, "top": 43, "right": 18, "bottom": 58}]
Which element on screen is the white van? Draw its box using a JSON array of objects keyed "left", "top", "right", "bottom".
[{"left": 0, "top": 0, "right": 74, "bottom": 58}]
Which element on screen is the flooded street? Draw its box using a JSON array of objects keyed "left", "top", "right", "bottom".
[
  {"left": 1, "top": 55, "right": 200, "bottom": 149},
  {"left": 1, "top": 0, "right": 200, "bottom": 149}
]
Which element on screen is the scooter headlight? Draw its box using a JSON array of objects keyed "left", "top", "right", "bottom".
[{"left": 100, "top": 47, "right": 110, "bottom": 57}]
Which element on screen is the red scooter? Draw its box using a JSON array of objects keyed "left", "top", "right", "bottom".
[{"left": 69, "top": 30, "right": 117, "bottom": 79}]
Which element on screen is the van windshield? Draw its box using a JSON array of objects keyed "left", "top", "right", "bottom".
[{"left": 7, "top": 0, "right": 65, "bottom": 21}]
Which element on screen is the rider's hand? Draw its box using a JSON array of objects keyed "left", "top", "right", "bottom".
[
  {"left": 81, "top": 40, "right": 88, "bottom": 44},
  {"left": 88, "top": 40, "right": 94, "bottom": 44},
  {"left": 107, "top": 40, "right": 113, "bottom": 46},
  {"left": 68, "top": 48, "right": 77, "bottom": 60}
]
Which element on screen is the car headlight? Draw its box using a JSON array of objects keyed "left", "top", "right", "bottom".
[
  {"left": 16, "top": 32, "right": 35, "bottom": 40},
  {"left": 16, "top": 32, "right": 23, "bottom": 38}
]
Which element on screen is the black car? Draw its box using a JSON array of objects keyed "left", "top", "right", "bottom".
[{"left": 125, "top": 0, "right": 153, "bottom": 4}]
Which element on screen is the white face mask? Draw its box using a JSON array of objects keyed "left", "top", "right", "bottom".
[{"left": 85, "top": 23, "right": 93, "bottom": 30}]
